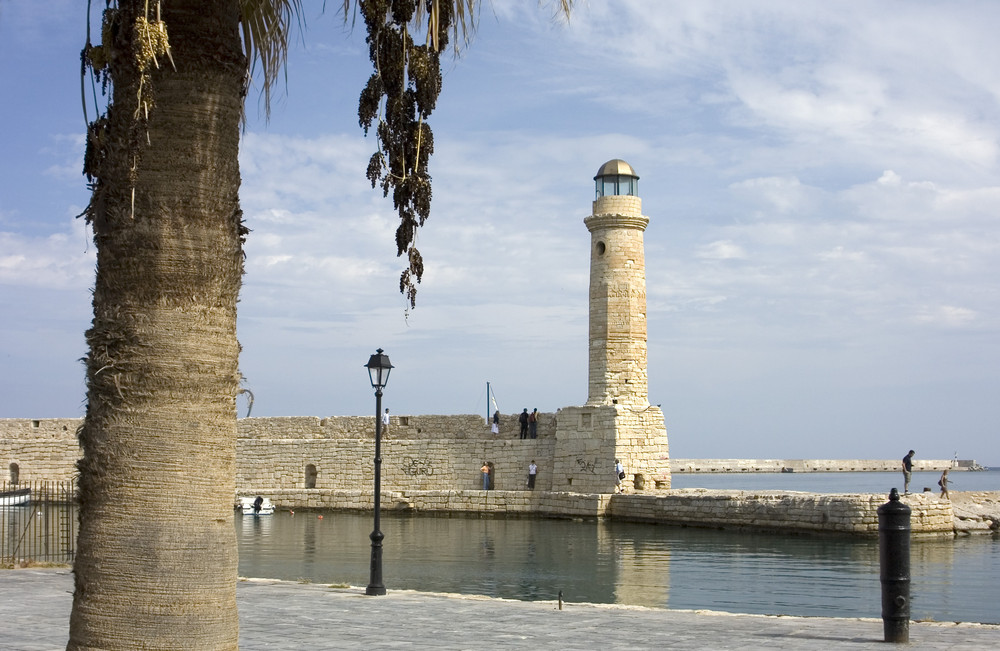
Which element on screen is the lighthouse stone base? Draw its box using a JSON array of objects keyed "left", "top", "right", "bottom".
[{"left": 552, "top": 404, "right": 670, "bottom": 494}]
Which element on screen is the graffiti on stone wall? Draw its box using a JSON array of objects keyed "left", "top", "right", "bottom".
[
  {"left": 402, "top": 457, "right": 434, "bottom": 476},
  {"left": 576, "top": 457, "right": 599, "bottom": 474}
]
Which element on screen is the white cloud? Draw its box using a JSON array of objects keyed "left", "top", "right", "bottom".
[
  {"left": 729, "top": 176, "right": 819, "bottom": 216},
  {"left": 4, "top": 2, "right": 1000, "bottom": 461},
  {"left": 0, "top": 221, "right": 94, "bottom": 290},
  {"left": 697, "top": 240, "right": 745, "bottom": 261},
  {"left": 914, "top": 305, "right": 978, "bottom": 328}
]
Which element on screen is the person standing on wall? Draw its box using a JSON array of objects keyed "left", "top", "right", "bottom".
[
  {"left": 491, "top": 410, "right": 500, "bottom": 435},
  {"left": 902, "top": 450, "right": 915, "bottom": 495},
  {"left": 518, "top": 408, "right": 529, "bottom": 439},
  {"left": 527, "top": 460, "right": 537, "bottom": 490},
  {"left": 382, "top": 408, "right": 390, "bottom": 438},
  {"left": 481, "top": 462, "right": 491, "bottom": 490},
  {"left": 528, "top": 408, "right": 538, "bottom": 439}
]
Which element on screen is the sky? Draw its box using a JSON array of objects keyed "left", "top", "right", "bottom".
[{"left": 1, "top": 1, "right": 998, "bottom": 465}]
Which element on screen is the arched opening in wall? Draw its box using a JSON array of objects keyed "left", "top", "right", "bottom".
[
  {"left": 9, "top": 463, "right": 19, "bottom": 484},
  {"left": 304, "top": 464, "right": 317, "bottom": 489}
]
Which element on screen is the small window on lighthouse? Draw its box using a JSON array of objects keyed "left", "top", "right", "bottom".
[{"left": 596, "top": 241, "right": 606, "bottom": 255}]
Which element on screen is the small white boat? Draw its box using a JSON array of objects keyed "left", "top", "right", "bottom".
[
  {"left": 238, "top": 496, "right": 275, "bottom": 515},
  {"left": 0, "top": 487, "right": 30, "bottom": 507}
]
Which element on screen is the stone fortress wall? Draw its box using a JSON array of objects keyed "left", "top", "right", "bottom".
[
  {"left": 3, "top": 416, "right": 986, "bottom": 536},
  {"left": 238, "top": 414, "right": 560, "bottom": 493},
  {"left": 0, "top": 414, "right": 629, "bottom": 492},
  {"left": 0, "top": 418, "right": 81, "bottom": 482},
  {"left": 1, "top": 417, "right": 970, "bottom": 487}
]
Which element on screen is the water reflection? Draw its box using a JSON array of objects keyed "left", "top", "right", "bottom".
[{"left": 236, "top": 510, "right": 999, "bottom": 624}]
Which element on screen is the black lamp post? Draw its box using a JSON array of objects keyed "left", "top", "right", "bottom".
[{"left": 364, "top": 348, "right": 393, "bottom": 596}]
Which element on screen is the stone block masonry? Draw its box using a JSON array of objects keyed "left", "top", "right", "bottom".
[
  {"left": 248, "top": 489, "right": 955, "bottom": 537},
  {"left": 608, "top": 489, "right": 955, "bottom": 536},
  {"left": 554, "top": 405, "right": 669, "bottom": 493},
  {"left": 585, "top": 195, "right": 651, "bottom": 408},
  {"left": 238, "top": 436, "right": 557, "bottom": 493},
  {"left": 1, "top": 417, "right": 979, "bottom": 535},
  {"left": 0, "top": 415, "right": 564, "bottom": 491},
  {"left": 0, "top": 418, "right": 81, "bottom": 482},
  {"left": 261, "top": 488, "right": 956, "bottom": 537},
  {"left": 235, "top": 414, "right": 559, "bottom": 492}
]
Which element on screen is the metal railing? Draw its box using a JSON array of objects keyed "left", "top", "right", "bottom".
[{"left": 1, "top": 480, "right": 77, "bottom": 565}]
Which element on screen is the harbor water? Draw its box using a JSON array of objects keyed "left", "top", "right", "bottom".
[
  {"left": 669, "top": 469, "right": 999, "bottom": 493},
  {"left": 236, "top": 471, "right": 999, "bottom": 624}
]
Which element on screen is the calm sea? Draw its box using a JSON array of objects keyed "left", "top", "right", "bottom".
[
  {"left": 236, "top": 471, "right": 999, "bottom": 624},
  {"left": 669, "top": 469, "right": 1000, "bottom": 493}
]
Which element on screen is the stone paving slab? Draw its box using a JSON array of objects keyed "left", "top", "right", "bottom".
[{"left": 3, "top": 569, "right": 998, "bottom": 650}]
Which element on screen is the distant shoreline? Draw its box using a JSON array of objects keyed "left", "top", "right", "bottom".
[{"left": 670, "top": 459, "right": 988, "bottom": 473}]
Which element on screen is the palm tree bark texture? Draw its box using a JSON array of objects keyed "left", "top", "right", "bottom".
[
  {"left": 70, "top": 1, "right": 571, "bottom": 648},
  {"left": 71, "top": 2, "right": 245, "bottom": 649}
]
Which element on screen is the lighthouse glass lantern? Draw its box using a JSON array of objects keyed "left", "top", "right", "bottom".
[{"left": 594, "top": 159, "right": 639, "bottom": 198}]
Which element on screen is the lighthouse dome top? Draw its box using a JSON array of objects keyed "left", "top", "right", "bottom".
[{"left": 594, "top": 159, "right": 639, "bottom": 198}]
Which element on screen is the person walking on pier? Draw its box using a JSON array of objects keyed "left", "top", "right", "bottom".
[
  {"left": 938, "top": 469, "right": 950, "bottom": 499},
  {"left": 902, "top": 450, "right": 915, "bottom": 494}
]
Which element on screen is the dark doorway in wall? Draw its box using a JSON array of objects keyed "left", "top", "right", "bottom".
[{"left": 304, "top": 464, "right": 317, "bottom": 489}]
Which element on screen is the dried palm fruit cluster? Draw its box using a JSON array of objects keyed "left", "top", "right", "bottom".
[
  {"left": 358, "top": 0, "right": 450, "bottom": 308},
  {"left": 81, "top": 2, "right": 173, "bottom": 224}
]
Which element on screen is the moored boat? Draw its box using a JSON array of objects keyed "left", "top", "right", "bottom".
[
  {"left": 0, "top": 487, "right": 30, "bottom": 507},
  {"left": 238, "top": 496, "right": 274, "bottom": 515}
]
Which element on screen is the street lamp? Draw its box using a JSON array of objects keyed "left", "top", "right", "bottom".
[{"left": 365, "top": 348, "right": 393, "bottom": 596}]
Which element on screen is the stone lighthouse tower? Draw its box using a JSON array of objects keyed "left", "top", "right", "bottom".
[
  {"left": 553, "top": 160, "right": 670, "bottom": 493},
  {"left": 586, "top": 159, "right": 650, "bottom": 407}
]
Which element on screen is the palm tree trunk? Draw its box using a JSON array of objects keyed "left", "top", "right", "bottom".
[{"left": 70, "top": 2, "right": 245, "bottom": 649}]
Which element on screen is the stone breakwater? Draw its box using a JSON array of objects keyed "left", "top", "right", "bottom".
[
  {"left": 609, "top": 489, "right": 959, "bottom": 535},
  {"left": 950, "top": 491, "right": 1000, "bottom": 534},
  {"left": 672, "top": 459, "right": 980, "bottom": 473},
  {"left": 255, "top": 488, "right": 998, "bottom": 537},
  {"left": 259, "top": 489, "right": 612, "bottom": 519}
]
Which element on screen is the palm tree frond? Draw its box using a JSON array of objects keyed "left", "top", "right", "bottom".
[{"left": 240, "top": 0, "right": 305, "bottom": 119}]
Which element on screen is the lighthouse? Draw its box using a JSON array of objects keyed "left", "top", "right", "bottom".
[
  {"left": 552, "top": 159, "right": 670, "bottom": 493},
  {"left": 586, "top": 159, "right": 649, "bottom": 407}
]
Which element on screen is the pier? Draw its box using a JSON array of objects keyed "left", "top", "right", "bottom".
[{"left": 670, "top": 459, "right": 986, "bottom": 473}]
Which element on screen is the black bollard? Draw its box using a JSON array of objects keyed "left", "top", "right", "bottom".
[{"left": 877, "top": 488, "right": 911, "bottom": 643}]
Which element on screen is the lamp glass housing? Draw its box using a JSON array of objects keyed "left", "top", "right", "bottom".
[{"left": 365, "top": 349, "right": 393, "bottom": 389}]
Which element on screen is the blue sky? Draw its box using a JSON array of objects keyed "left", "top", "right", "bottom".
[{"left": 1, "top": 1, "right": 998, "bottom": 465}]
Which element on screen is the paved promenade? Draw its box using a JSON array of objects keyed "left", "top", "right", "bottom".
[{"left": 3, "top": 568, "right": 998, "bottom": 650}]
